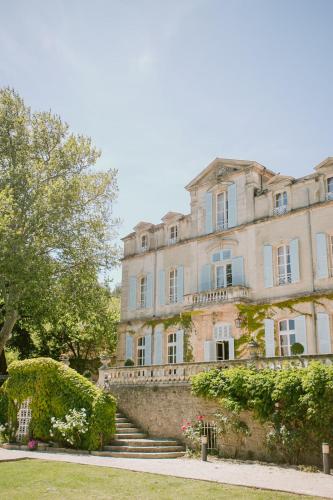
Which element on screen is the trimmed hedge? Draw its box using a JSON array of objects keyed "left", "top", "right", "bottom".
[{"left": 2, "top": 357, "right": 116, "bottom": 450}]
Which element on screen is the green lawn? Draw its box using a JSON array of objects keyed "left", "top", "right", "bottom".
[{"left": 0, "top": 460, "right": 319, "bottom": 500}]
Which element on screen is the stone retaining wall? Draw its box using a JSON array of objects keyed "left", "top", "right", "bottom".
[{"left": 109, "top": 383, "right": 270, "bottom": 461}]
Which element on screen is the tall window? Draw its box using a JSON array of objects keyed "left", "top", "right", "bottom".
[
  {"left": 216, "top": 192, "right": 228, "bottom": 230},
  {"left": 137, "top": 336, "right": 146, "bottom": 365},
  {"left": 168, "top": 333, "right": 177, "bottom": 363},
  {"left": 141, "top": 234, "right": 148, "bottom": 251},
  {"left": 274, "top": 192, "right": 288, "bottom": 215},
  {"left": 169, "top": 225, "right": 178, "bottom": 244},
  {"left": 279, "top": 319, "right": 295, "bottom": 356},
  {"left": 277, "top": 245, "right": 291, "bottom": 285},
  {"left": 330, "top": 235, "right": 333, "bottom": 275},
  {"left": 327, "top": 177, "right": 333, "bottom": 199},
  {"left": 140, "top": 276, "right": 147, "bottom": 308},
  {"left": 216, "top": 341, "right": 229, "bottom": 360},
  {"left": 215, "top": 263, "right": 232, "bottom": 288},
  {"left": 169, "top": 269, "right": 178, "bottom": 303}
]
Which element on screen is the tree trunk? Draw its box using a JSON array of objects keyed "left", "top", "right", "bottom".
[{"left": 0, "top": 309, "right": 19, "bottom": 355}]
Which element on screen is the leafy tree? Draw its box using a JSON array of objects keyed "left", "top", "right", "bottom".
[{"left": 0, "top": 88, "right": 118, "bottom": 354}]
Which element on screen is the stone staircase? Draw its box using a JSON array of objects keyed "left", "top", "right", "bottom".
[{"left": 92, "top": 412, "right": 185, "bottom": 459}]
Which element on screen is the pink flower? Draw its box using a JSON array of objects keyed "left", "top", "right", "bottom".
[
  {"left": 196, "top": 415, "right": 204, "bottom": 421},
  {"left": 181, "top": 425, "right": 187, "bottom": 431}
]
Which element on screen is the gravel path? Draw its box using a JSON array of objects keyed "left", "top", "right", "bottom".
[{"left": 0, "top": 448, "right": 332, "bottom": 498}]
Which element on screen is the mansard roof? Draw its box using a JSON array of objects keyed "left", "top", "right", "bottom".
[{"left": 185, "top": 157, "right": 276, "bottom": 191}]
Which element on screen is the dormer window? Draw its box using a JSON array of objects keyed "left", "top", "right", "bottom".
[
  {"left": 141, "top": 234, "right": 148, "bottom": 252},
  {"left": 169, "top": 225, "right": 178, "bottom": 245},
  {"left": 216, "top": 192, "right": 228, "bottom": 230},
  {"left": 327, "top": 177, "right": 333, "bottom": 200},
  {"left": 273, "top": 192, "right": 288, "bottom": 216}
]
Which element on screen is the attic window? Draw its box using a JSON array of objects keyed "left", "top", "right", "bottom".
[
  {"left": 141, "top": 234, "right": 148, "bottom": 251},
  {"left": 169, "top": 225, "right": 178, "bottom": 245},
  {"left": 327, "top": 177, "right": 333, "bottom": 200}
]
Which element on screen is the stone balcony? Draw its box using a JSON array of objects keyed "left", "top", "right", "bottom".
[
  {"left": 184, "top": 285, "right": 250, "bottom": 308},
  {"left": 99, "top": 354, "right": 333, "bottom": 389}
]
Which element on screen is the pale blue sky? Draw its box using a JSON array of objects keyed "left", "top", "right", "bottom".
[{"left": 1, "top": 0, "right": 333, "bottom": 285}]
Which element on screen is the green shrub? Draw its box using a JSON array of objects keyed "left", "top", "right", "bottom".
[
  {"left": 124, "top": 358, "right": 134, "bottom": 367},
  {"left": 0, "top": 388, "right": 8, "bottom": 426},
  {"left": 290, "top": 343, "right": 304, "bottom": 355},
  {"left": 191, "top": 362, "right": 333, "bottom": 464},
  {"left": 2, "top": 357, "right": 116, "bottom": 450}
]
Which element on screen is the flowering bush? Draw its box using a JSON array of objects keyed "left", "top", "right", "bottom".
[
  {"left": 181, "top": 416, "right": 205, "bottom": 450},
  {"left": 0, "top": 423, "right": 8, "bottom": 443},
  {"left": 50, "top": 408, "right": 89, "bottom": 449},
  {"left": 28, "top": 439, "right": 38, "bottom": 450}
]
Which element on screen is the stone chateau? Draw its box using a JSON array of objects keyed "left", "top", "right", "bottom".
[{"left": 116, "top": 157, "right": 333, "bottom": 368}]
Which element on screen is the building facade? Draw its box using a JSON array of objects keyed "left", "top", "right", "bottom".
[{"left": 117, "top": 157, "right": 333, "bottom": 367}]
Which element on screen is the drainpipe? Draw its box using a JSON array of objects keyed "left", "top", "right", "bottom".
[{"left": 306, "top": 188, "right": 318, "bottom": 352}]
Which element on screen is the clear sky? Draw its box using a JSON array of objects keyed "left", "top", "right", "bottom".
[{"left": 1, "top": 0, "right": 333, "bottom": 285}]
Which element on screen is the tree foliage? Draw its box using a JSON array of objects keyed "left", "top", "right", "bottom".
[
  {"left": 0, "top": 88, "right": 119, "bottom": 354},
  {"left": 191, "top": 363, "right": 333, "bottom": 464}
]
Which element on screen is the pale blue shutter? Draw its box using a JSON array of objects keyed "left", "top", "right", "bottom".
[
  {"left": 177, "top": 265, "right": 184, "bottom": 303},
  {"left": 204, "top": 340, "right": 216, "bottom": 361},
  {"left": 205, "top": 192, "right": 213, "bottom": 234},
  {"left": 199, "top": 264, "right": 211, "bottom": 292},
  {"left": 317, "top": 313, "right": 331, "bottom": 354},
  {"left": 264, "top": 319, "right": 275, "bottom": 357},
  {"left": 129, "top": 276, "right": 137, "bottom": 310},
  {"left": 212, "top": 252, "right": 221, "bottom": 263},
  {"left": 176, "top": 330, "right": 184, "bottom": 363},
  {"left": 232, "top": 256, "right": 244, "bottom": 286},
  {"left": 125, "top": 334, "right": 133, "bottom": 360},
  {"left": 295, "top": 315, "right": 308, "bottom": 354},
  {"left": 229, "top": 338, "right": 235, "bottom": 360},
  {"left": 154, "top": 328, "right": 163, "bottom": 364},
  {"left": 146, "top": 272, "right": 153, "bottom": 308},
  {"left": 145, "top": 334, "right": 152, "bottom": 365},
  {"left": 316, "top": 233, "right": 329, "bottom": 279},
  {"left": 290, "top": 238, "right": 300, "bottom": 283},
  {"left": 263, "top": 245, "right": 273, "bottom": 288},
  {"left": 158, "top": 269, "right": 165, "bottom": 306},
  {"left": 227, "top": 183, "right": 237, "bottom": 228}
]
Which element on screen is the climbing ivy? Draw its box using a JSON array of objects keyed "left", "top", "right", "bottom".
[
  {"left": 191, "top": 362, "right": 333, "bottom": 464},
  {"left": 2, "top": 358, "right": 116, "bottom": 450},
  {"left": 235, "top": 293, "right": 333, "bottom": 357}
]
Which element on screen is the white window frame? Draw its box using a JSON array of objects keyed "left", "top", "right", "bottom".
[
  {"left": 278, "top": 319, "right": 296, "bottom": 356},
  {"left": 215, "top": 262, "right": 232, "bottom": 289},
  {"left": 277, "top": 244, "right": 291, "bottom": 285},
  {"left": 167, "top": 333, "right": 177, "bottom": 364},
  {"left": 327, "top": 177, "right": 333, "bottom": 200},
  {"left": 169, "top": 225, "right": 178, "bottom": 245},
  {"left": 330, "top": 235, "right": 333, "bottom": 277},
  {"left": 169, "top": 268, "right": 178, "bottom": 303},
  {"left": 216, "top": 191, "right": 228, "bottom": 231},
  {"left": 140, "top": 234, "right": 149, "bottom": 252},
  {"left": 140, "top": 276, "right": 147, "bottom": 308},
  {"left": 137, "top": 336, "right": 146, "bottom": 366},
  {"left": 273, "top": 191, "right": 288, "bottom": 216}
]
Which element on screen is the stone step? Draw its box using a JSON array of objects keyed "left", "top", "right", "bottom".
[
  {"left": 115, "top": 417, "right": 129, "bottom": 423},
  {"left": 111, "top": 438, "right": 180, "bottom": 447},
  {"left": 92, "top": 450, "right": 186, "bottom": 459},
  {"left": 105, "top": 445, "right": 184, "bottom": 453},
  {"left": 114, "top": 433, "right": 146, "bottom": 440},
  {"left": 116, "top": 422, "right": 136, "bottom": 429},
  {"left": 115, "top": 427, "right": 141, "bottom": 433}
]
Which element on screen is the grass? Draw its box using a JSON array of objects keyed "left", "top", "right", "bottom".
[{"left": 0, "top": 459, "right": 320, "bottom": 500}]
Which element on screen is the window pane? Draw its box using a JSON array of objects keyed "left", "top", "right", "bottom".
[
  {"left": 290, "top": 334, "right": 296, "bottom": 345},
  {"left": 279, "top": 320, "right": 287, "bottom": 331},
  {"left": 289, "top": 319, "right": 295, "bottom": 330},
  {"left": 216, "top": 266, "right": 224, "bottom": 288},
  {"left": 328, "top": 177, "right": 333, "bottom": 193}
]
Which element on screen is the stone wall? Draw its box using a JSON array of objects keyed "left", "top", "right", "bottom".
[{"left": 110, "top": 382, "right": 270, "bottom": 461}]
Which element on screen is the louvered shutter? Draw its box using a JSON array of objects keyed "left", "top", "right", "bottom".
[
  {"left": 145, "top": 334, "right": 152, "bottom": 366},
  {"left": 290, "top": 238, "right": 300, "bottom": 283},
  {"left": 264, "top": 319, "right": 275, "bottom": 357},
  {"left": 125, "top": 333, "right": 133, "bottom": 360},
  {"left": 229, "top": 338, "right": 235, "bottom": 360},
  {"left": 295, "top": 315, "right": 308, "bottom": 354},
  {"left": 158, "top": 269, "right": 165, "bottom": 306},
  {"left": 227, "top": 183, "right": 237, "bottom": 228},
  {"left": 316, "top": 233, "right": 329, "bottom": 279},
  {"left": 204, "top": 340, "right": 216, "bottom": 361},
  {"left": 317, "top": 313, "right": 331, "bottom": 354},
  {"left": 263, "top": 245, "right": 273, "bottom": 288},
  {"left": 205, "top": 192, "right": 213, "bottom": 234},
  {"left": 154, "top": 328, "right": 163, "bottom": 364},
  {"left": 232, "top": 256, "right": 244, "bottom": 286},
  {"left": 199, "top": 264, "right": 211, "bottom": 292},
  {"left": 177, "top": 265, "right": 184, "bottom": 303},
  {"left": 176, "top": 330, "right": 184, "bottom": 363},
  {"left": 146, "top": 272, "right": 153, "bottom": 308},
  {"left": 129, "top": 276, "right": 137, "bottom": 310}
]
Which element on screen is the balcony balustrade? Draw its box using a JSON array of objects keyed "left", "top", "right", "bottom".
[
  {"left": 99, "top": 354, "right": 333, "bottom": 389},
  {"left": 184, "top": 285, "right": 249, "bottom": 308},
  {"left": 273, "top": 205, "right": 288, "bottom": 216}
]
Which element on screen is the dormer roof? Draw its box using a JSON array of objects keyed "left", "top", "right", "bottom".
[
  {"left": 314, "top": 157, "right": 333, "bottom": 172},
  {"left": 267, "top": 174, "right": 294, "bottom": 187},
  {"left": 185, "top": 157, "right": 276, "bottom": 191},
  {"left": 161, "top": 211, "right": 184, "bottom": 223},
  {"left": 133, "top": 221, "right": 154, "bottom": 232}
]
